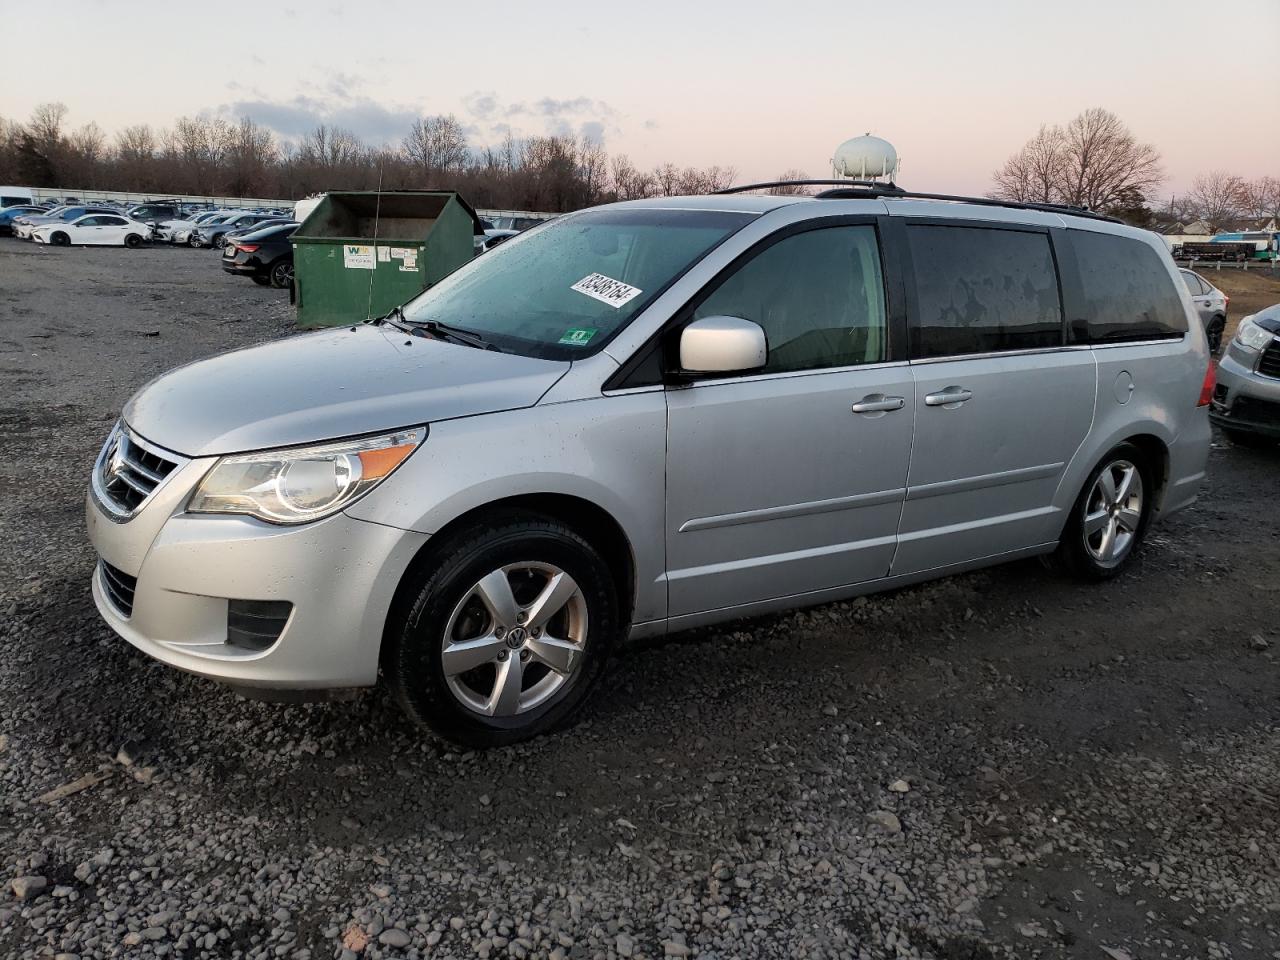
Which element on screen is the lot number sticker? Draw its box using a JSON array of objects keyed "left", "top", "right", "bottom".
[
  {"left": 558, "top": 328, "right": 599, "bottom": 346},
  {"left": 343, "top": 244, "right": 375, "bottom": 270},
  {"left": 571, "top": 273, "right": 642, "bottom": 309}
]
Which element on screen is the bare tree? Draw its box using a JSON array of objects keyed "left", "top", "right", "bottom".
[
  {"left": 1189, "top": 170, "right": 1246, "bottom": 230},
  {"left": 653, "top": 163, "right": 680, "bottom": 197},
  {"left": 609, "top": 154, "right": 653, "bottom": 200},
  {"left": 1058, "top": 108, "right": 1163, "bottom": 211},
  {"left": 403, "top": 115, "right": 468, "bottom": 180},
  {"left": 768, "top": 169, "right": 812, "bottom": 195},
  {"left": 27, "top": 102, "right": 68, "bottom": 150},
  {"left": 1240, "top": 176, "right": 1280, "bottom": 222},
  {"left": 990, "top": 109, "right": 1163, "bottom": 214},
  {"left": 990, "top": 126, "right": 1065, "bottom": 203},
  {"left": 577, "top": 136, "right": 609, "bottom": 206}
]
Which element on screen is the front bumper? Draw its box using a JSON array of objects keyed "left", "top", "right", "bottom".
[
  {"left": 86, "top": 455, "right": 428, "bottom": 689},
  {"left": 1210, "top": 349, "right": 1280, "bottom": 438}
]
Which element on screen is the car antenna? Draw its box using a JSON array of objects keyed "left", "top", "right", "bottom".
[{"left": 366, "top": 164, "right": 384, "bottom": 322}]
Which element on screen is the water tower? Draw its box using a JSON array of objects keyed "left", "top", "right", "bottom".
[{"left": 831, "top": 134, "right": 899, "bottom": 182}]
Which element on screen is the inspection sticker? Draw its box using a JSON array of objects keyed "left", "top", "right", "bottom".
[
  {"left": 343, "top": 244, "right": 375, "bottom": 270},
  {"left": 570, "top": 273, "right": 642, "bottom": 309},
  {"left": 558, "top": 328, "right": 599, "bottom": 346},
  {"left": 377, "top": 246, "right": 391, "bottom": 262}
]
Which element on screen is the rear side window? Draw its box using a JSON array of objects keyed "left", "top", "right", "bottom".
[
  {"left": 1181, "top": 271, "right": 1207, "bottom": 296},
  {"left": 907, "top": 225, "right": 1062, "bottom": 358},
  {"left": 1070, "top": 231, "right": 1188, "bottom": 342}
]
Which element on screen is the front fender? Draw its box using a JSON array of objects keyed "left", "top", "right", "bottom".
[{"left": 345, "top": 395, "right": 669, "bottom": 623}]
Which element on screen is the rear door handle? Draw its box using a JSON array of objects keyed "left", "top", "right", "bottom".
[
  {"left": 851, "top": 394, "right": 905, "bottom": 414},
  {"left": 924, "top": 386, "right": 973, "bottom": 407}
]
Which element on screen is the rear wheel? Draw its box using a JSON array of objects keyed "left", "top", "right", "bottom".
[
  {"left": 385, "top": 515, "right": 620, "bottom": 748},
  {"left": 1056, "top": 443, "right": 1152, "bottom": 580},
  {"left": 1206, "top": 315, "right": 1226, "bottom": 354},
  {"left": 124, "top": 233, "right": 143, "bottom": 248},
  {"left": 50, "top": 232, "right": 70, "bottom": 246},
  {"left": 269, "top": 259, "right": 293, "bottom": 289}
]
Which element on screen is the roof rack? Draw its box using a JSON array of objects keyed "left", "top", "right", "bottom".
[{"left": 713, "top": 179, "right": 1120, "bottom": 224}]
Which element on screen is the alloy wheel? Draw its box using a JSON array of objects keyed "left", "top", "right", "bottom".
[
  {"left": 441, "top": 562, "right": 588, "bottom": 717},
  {"left": 1083, "top": 460, "right": 1143, "bottom": 564}
]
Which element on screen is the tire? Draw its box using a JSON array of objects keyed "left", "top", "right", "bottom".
[
  {"left": 251, "top": 275, "right": 272, "bottom": 287},
  {"left": 50, "top": 232, "right": 70, "bottom": 247},
  {"left": 124, "top": 233, "right": 143, "bottom": 249},
  {"left": 269, "top": 258, "right": 293, "bottom": 289},
  {"left": 187, "top": 235, "right": 202, "bottom": 248},
  {"left": 385, "top": 514, "right": 620, "bottom": 748},
  {"left": 1223, "top": 428, "right": 1275, "bottom": 449},
  {"left": 1055, "top": 443, "right": 1153, "bottom": 581},
  {"left": 1206, "top": 315, "right": 1225, "bottom": 355}
]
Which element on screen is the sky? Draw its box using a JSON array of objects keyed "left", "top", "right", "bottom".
[{"left": 1, "top": 0, "right": 1276, "bottom": 199}]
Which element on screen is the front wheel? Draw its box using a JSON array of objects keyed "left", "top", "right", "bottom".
[
  {"left": 385, "top": 516, "right": 620, "bottom": 748},
  {"left": 50, "top": 232, "right": 70, "bottom": 246},
  {"left": 1055, "top": 444, "right": 1152, "bottom": 580},
  {"left": 187, "top": 235, "right": 202, "bottom": 248},
  {"left": 251, "top": 275, "right": 272, "bottom": 286}
]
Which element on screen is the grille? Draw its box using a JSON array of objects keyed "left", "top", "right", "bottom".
[
  {"left": 227, "top": 600, "right": 293, "bottom": 652},
  {"left": 1258, "top": 342, "right": 1280, "bottom": 380},
  {"left": 99, "top": 561, "right": 137, "bottom": 617},
  {"left": 94, "top": 426, "right": 181, "bottom": 518}
]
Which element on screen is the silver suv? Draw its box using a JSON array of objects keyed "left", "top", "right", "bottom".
[
  {"left": 86, "top": 184, "right": 1214, "bottom": 746},
  {"left": 1210, "top": 304, "right": 1280, "bottom": 446}
]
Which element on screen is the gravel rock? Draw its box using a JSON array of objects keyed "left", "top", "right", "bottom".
[{"left": 10, "top": 876, "right": 48, "bottom": 899}]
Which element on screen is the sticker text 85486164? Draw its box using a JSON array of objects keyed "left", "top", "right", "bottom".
[{"left": 571, "top": 273, "right": 642, "bottom": 309}]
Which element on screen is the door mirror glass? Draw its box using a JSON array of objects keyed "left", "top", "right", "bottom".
[{"left": 679, "top": 316, "right": 767, "bottom": 374}]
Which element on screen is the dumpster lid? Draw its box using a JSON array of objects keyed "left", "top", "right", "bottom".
[{"left": 295, "top": 190, "right": 485, "bottom": 240}]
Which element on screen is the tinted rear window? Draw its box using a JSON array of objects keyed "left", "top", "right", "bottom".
[
  {"left": 907, "top": 225, "right": 1063, "bottom": 358},
  {"left": 1070, "top": 230, "right": 1188, "bottom": 342}
]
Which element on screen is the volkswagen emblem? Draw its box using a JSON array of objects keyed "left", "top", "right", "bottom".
[{"left": 504, "top": 626, "right": 527, "bottom": 649}]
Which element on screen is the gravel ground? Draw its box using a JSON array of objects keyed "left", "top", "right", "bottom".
[{"left": 1, "top": 241, "right": 1278, "bottom": 960}]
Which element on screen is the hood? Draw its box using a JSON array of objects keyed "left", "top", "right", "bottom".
[{"left": 123, "top": 324, "right": 570, "bottom": 457}]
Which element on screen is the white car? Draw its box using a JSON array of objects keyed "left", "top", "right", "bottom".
[{"left": 32, "top": 213, "right": 150, "bottom": 248}]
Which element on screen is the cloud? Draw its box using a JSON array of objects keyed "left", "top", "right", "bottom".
[
  {"left": 223, "top": 95, "right": 420, "bottom": 145},
  {"left": 458, "top": 91, "right": 619, "bottom": 147}
]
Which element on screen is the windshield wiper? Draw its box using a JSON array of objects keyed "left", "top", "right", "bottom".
[{"left": 408, "top": 318, "right": 497, "bottom": 351}]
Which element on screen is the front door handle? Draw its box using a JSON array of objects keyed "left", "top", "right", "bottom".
[
  {"left": 924, "top": 386, "right": 973, "bottom": 407},
  {"left": 851, "top": 394, "right": 906, "bottom": 415}
]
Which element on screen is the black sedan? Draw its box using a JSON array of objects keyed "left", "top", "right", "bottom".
[{"left": 221, "top": 223, "right": 298, "bottom": 288}]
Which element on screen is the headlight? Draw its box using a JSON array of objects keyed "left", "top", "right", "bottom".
[
  {"left": 187, "top": 427, "right": 425, "bottom": 524},
  {"left": 1234, "top": 316, "right": 1274, "bottom": 353}
]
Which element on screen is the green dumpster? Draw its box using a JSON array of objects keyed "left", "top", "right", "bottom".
[{"left": 291, "top": 191, "right": 482, "bottom": 328}]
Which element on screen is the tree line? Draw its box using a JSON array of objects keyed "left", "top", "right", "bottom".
[
  {"left": 0, "top": 103, "right": 737, "bottom": 211},
  {"left": 990, "top": 107, "right": 1279, "bottom": 230}
]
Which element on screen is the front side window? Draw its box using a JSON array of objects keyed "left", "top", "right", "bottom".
[
  {"left": 1070, "top": 230, "right": 1188, "bottom": 342},
  {"left": 907, "top": 225, "right": 1063, "bottom": 358},
  {"left": 692, "top": 225, "right": 887, "bottom": 374},
  {"left": 400, "top": 208, "right": 752, "bottom": 359}
]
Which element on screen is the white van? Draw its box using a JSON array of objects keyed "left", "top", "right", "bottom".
[{"left": 0, "top": 186, "right": 36, "bottom": 208}]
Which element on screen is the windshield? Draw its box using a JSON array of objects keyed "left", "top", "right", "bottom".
[{"left": 399, "top": 208, "right": 752, "bottom": 359}]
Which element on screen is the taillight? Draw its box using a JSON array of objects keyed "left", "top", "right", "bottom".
[
  {"left": 1224, "top": 293, "right": 1230, "bottom": 305},
  {"left": 237, "top": 243, "right": 258, "bottom": 253},
  {"left": 1198, "top": 359, "right": 1216, "bottom": 407}
]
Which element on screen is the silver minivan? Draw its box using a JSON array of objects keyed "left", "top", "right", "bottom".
[{"left": 87, "top": 184, "right": 1214, "bottom": 746}]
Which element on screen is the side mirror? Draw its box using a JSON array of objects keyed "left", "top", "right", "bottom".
[{"left": 679, "top": 316, "right": 767, "bottom": 374}]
